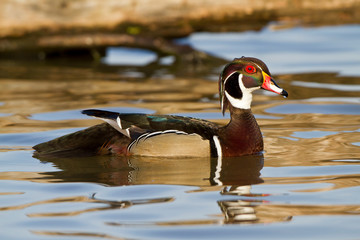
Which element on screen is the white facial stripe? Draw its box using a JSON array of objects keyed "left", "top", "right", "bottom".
[
  {"left": 223, "top": 71, "right": 237, "bottom": 85},
  {"left": 225, "top": 91, "right": 247, "bottom": 109},
  {"left": 224, "top": 73, "right": 259, "bottom": 109},
  {"left": 239, "top": 73, "right": 261, "bottom": 91},
  {"left": 221, "top": 71, "right": 237, "bottom": 114},
  {"left": 252, "top": 62, "right": 263, "bottom": 72}
]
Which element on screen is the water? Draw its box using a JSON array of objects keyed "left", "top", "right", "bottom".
[
  {"left": 0, "top": 24, "right": 360, "bottom": 240},
  {"left": 177, "top": 24, "right": 360, "bottom": 76}
]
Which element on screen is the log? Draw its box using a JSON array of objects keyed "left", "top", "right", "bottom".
[
  {"left": 1, "top": 0, "right": 360, "bottom": 38},
  {"left": 0, "top": 0, "right": 359, "bottom": 59}
]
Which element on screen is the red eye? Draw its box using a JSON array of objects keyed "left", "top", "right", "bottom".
[{"left": 245, "top": 65, "right": 256, "bottom": 74}]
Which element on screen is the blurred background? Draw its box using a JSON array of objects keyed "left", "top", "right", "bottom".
[{"left": 1, "top": 0, "right": 360, "bottom": 69}]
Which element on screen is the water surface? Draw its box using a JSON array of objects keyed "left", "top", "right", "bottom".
[{"left": 0, "top": 24, "right": 359, "bottom": 240}]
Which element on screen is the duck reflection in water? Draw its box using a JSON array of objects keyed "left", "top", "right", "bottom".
[
  {"left": 34, "top": 153, "right": 265, "bottom": 224},
  {"left": 35, "top": 154, "right": 264, "bottom": 187}
]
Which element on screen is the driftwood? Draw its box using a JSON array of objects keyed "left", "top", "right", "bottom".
[{"left": 0, "top": 0, "right": 359, "bottom": 60}]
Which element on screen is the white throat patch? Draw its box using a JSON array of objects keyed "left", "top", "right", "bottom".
[{"left": 224, "top": 73, "right": 260, "bottom": 110}]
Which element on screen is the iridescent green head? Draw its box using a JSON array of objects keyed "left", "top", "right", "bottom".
[{"left": 219, "top": 56, "right": 288, "bottom": 114}]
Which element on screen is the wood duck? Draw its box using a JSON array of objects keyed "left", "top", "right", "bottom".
[{"left": 33, "top": 57, "right": 287, "bottom": 158}]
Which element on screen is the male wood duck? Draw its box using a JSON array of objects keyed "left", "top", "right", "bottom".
[{"left": 33, "top": 57, "right": 287, "bottom": 158}]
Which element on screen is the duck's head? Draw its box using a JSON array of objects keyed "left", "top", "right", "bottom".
[{"left": 219, "top": 56, "right": 288, "bottom": 114}]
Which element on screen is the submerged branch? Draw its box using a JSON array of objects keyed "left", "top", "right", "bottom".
[{"left": 0, "top": 0, "right": 359, "bottom": 62}]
